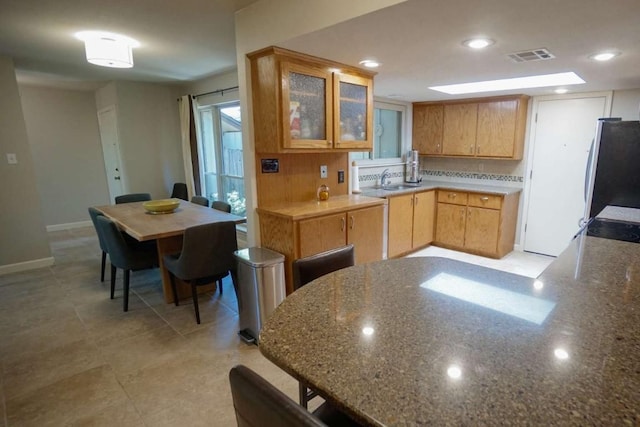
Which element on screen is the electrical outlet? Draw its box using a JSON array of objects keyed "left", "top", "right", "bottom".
[
  {"left": 338, "top": 170, "right": 344, "bottom": 183},
  {"left": 478, "top": 163, "right": 484, "bottom": 172},
  {"left": 6, "top": 153, "right": 17, "bottom": 164},
  {"left": 320, "top": 165, "right": 328, "bottom": 178}
]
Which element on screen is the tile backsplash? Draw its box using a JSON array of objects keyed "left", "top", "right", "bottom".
[{"left": 356, "top": 163, "right": 524, "bottom": 190}]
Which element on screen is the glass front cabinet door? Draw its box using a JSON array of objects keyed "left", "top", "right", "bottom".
[
  {"left": 281, "top": 62, "right": 333, "bottom": 150},
  {"left": 334, "top": 73, "right": 373, "bottom": 150}
]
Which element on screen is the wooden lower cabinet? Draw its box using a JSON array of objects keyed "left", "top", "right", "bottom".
[
  {"left": 435, "top": 202, "right": 466, "bottom": 248},
  {"left": 388, "top": 190, "right": 435, "bottom": 258},
  {"left": 435, "top": 190, "right": 519, "bottom": 258},
  {"left": 260, "top": 204, "right": 384, "bottom": 294}
]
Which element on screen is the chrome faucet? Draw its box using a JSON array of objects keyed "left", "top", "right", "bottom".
[{"left": 380, "top": 168, "right": 391, "bottom": 188}]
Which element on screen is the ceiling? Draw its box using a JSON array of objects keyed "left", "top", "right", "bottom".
[
  {"left": 2, "top": 0, "right": 639, "bottom": 101},
  {"left": 0, "top": 0, "right": 257, "bottom": 89}
]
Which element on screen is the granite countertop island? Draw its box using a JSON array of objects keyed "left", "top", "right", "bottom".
[{"left": 259, "top": 231, "right": 640, "bottom": 425}]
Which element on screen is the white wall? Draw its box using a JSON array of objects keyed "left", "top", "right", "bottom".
[
  {"left": 95, "top": 81, "right": 185, "bottom": 199},
  {"left": 611, "top": 88, "right": 640, "bottom": 120},
  {"left": 0, "top": 56, "right": 52, "bottom": 272},
  {"left": 20, "top": 85, "right": 110, "bottom": 226}
]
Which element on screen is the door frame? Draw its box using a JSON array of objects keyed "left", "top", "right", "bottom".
[
  {"left": 97, "top": 105, "right": 126, "bottom": 202},
  {"left": 519, "top": 91, "right": 612, "bottom": 253}
]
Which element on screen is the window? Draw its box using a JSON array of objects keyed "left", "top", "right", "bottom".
[
  {"left": 351, "top": 100, "right": 408, "bottom": 162},
  {"left": 197, "top": 101, "right": 246, "bottom": 217}
]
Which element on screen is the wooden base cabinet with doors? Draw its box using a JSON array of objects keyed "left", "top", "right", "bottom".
[
  {"left": 248, "top": 46, "right": 374, "bottom": 153},
  {"left": 413, "top": 95, "right": 529, "bottom": 159},
  {"left": 257, "top": 197, "right": 385, "bottom": 294},
  {"left": 388, "top": 190, "right": 435, "bottom": 258},
  {"left": 434, "top": 190, "right": 520, "bottom": 258}
]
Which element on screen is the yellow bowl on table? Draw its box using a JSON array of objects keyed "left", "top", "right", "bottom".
[{"left": 142, "top": 198, "right": 180, "bottom": 214}]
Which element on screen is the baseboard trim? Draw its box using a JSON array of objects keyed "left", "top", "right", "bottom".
[
  {"left": 0, "top": 257, "right": 55, "bottom": 276},
  {"left": 46, "top": 220, "right": 92, "bottom": 232}
]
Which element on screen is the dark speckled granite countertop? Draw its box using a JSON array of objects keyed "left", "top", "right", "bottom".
[
  {"left": 360, "top": 179, "right": 522, "bottom": 198},
  {"left": 259, "top": 232, "right": 640, "bottom": 425}
]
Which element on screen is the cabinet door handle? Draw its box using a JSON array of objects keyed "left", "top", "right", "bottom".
[
  {"left": 415, "top": 196, "right": 419, "bottom": 205},
  {"left": 448, "top": 193, "right": 456, "bottom": 198},
  {"left": 480, "top": 196, "right": 489, "bottom": 201},
  {"left": 341, "top": 217, "right": 345, "bottom": 231},
  {"left": 349, "top": 215, "right": 354, "bottom": 230},
  {"left": 461, "top": 208, "right": 466, "bottom": 220}
]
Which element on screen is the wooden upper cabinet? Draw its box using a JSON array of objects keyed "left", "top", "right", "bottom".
[
  {"left": 334, "top": 73, "right": 373, "bottom": 150},
  {"left": 281, "top": 62, "right": 333, "bottom": 150},
  {"left": 248, "top": 46, "right": 375, "bottom": 153},
  {"left": 413, "top": 104, "right": 443, "bottom": 154},
  {"left": 476, "top": 98, "right": 527, "bottom": 158},
  {"left": 442, "top": 103, "right": 478, "bottom": 156},
  {"left": 412, "top": 95, "right": 529, "bottom": 160}
]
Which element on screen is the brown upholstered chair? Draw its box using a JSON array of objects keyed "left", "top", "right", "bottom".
[
  {"left": 163, "top": 221, "right": 238, "bottom": 324},
  {"left": 211, "top": 200, "right": 232, "bottom": 213},
  {"left": 88, "top": 207, "right": 109, "bottom": 282},
  {"left": 96, "top": 216, "right": 158, "bottom": 312},
  {"left": 191, "top": 196, "right": 209, "bottom": 207},
  {"left": 170, "top": 183, "right": 188, "bottom": 200},
  {"left": 292, "top": 244, "right": 355, "bottom": 291},
  {"left": 229, "top": 365, "right": 360, "bottom": 427},
  {"left": 115, "top": 193, "right": 151, "bottom": 204},
  {"left": 291, "top": 244, "right": 355, "bottom": 408}
]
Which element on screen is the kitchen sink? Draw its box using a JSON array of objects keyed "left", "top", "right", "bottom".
[{"left": 382, "top": 185, "right": 412, "bottom": 191}]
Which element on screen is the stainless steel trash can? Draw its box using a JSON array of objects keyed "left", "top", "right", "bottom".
[{"left": 234, "top": 247, "right": 285, "bottom": 344}]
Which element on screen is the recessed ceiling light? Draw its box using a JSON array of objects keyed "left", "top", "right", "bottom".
[
  {"left": 463, "top": 38, "right": 494, "bottom": 49},
  {"left": 589, "top": 51, "right": 620, "bottom": 61},
  {"left": 359, "top": 59, "right": 380, "bottom": 68},
  {"left": 554, "top": 88, "right": 568, "bottom": 94},
  {"left": 429, "top": 72, "right": 585, "bottom": 95}
]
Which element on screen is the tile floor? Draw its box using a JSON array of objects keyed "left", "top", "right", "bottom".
[{"left": 0, "top": 227, "right": 554, "bottom": 426}]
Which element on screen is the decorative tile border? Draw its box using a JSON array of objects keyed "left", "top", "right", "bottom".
[
  {"left": 358, "top": 169, "right": 523, "bottom": 183},
  {"left": 359, "top": 170, "right": 404, "bottom": 183},
  {"left": 421, "top": 170, "right": 524, "bottom": 183}
]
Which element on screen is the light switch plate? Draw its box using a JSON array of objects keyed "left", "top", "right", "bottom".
[
  {"left": 320, "top": 165, "right": 328, "bottom": 178},
  {"left": 6, "top": 153, "right": 17, "bottom": 164}
]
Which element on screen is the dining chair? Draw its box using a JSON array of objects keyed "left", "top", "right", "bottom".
[
  {"left": 96, "top": 216, "right": 158, "bottom": 312},
  {"left": 229, "top": 365, "right": 360, "bottom": 427},
  {"left": 163, "top": 221, "right": 238, "bottom": 324},
  {"left": 171, "top": 183, "right": 188, "bottom": 201},
  {"left": 291, "top": 244, "right": 355, "bottom": 408},
  {"left": 292, "top": 244, "right": 355, "bottom": 291},
  {"left": 88, "top": 207, "right": 109, "bottom": 282},
  {"left": 211, "top": 200, "right": 232, "bottom": 213},
  {"left": 115, "top": 193, "right": 152, "bottom": 204},
  {"left": 191, "top": 195, "right": 209, "bottom": 207}
]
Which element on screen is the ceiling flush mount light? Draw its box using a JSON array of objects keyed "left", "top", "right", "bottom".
[
  {"left": 589, "top": 51, "right": 620, "bottom": 62},
  {"left": 359, "top": 59, "right": 380, "bottom": 68},
  {"left": 554, "top": 88, "right": 568, "bottom": 94},
  {"left": 75, "top": 31, "right": 140, "bottom": 68},
  {"left": 429, "top": 71, "right": 585, "bottom": 95},
  {"left": 463, "top": 38, "right": 494, "bottom": 49}
]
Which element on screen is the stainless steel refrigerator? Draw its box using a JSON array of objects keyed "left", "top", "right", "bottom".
[{"left": 582, "top": 118, "right": 640, "bottom": 243}]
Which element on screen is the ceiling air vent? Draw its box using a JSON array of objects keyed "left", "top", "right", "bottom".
[{"left": 508, "top": 48, "right": 555, "bottom": 63}]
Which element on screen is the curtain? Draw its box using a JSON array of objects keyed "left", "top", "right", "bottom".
[{"left": 178, "top": 95, "right": 201, "bottom": 197}]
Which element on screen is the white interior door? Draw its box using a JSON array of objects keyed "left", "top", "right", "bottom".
[
  {"left": 523, "top": 94, "right": 611, "bottom": 256},
  {"left": 97, "top": 106, "right": 125, "bottom": 202}
]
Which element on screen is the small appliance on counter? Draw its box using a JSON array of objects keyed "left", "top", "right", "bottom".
[{"left": 405, "top": 150, "right": 422, "bottom": 185}]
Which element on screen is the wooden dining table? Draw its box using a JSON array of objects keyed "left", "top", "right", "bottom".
[
  {"left": 95, "top": 200, "right": 245, "bottom": 303},
  {"left": 259, "top": 232, "right": 640, "bottom": 425}
]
